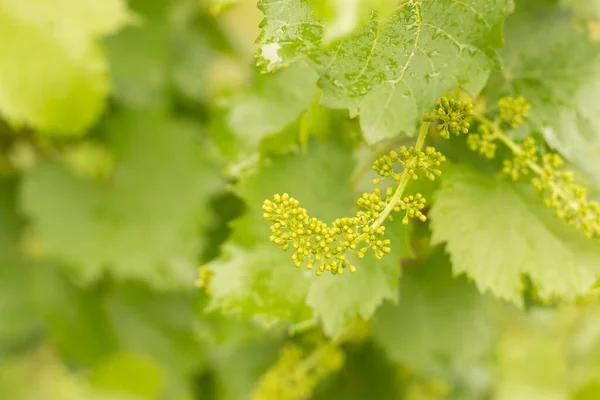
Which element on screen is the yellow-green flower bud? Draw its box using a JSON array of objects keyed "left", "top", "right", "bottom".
[
  {"left": 425, "top": 97, "right": 473, "bottom": 139},
  {"left": 498, "top": 96, "right": 530, "bottom": 128}
]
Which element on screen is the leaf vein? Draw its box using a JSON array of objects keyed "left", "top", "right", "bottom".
[{"left": 448, "top": 0, "right": 491, "bottom": 28}]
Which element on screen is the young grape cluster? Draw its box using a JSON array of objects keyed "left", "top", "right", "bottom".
[
  {"left": 467, "top": 125, "right": 497, "bottom": 159},
  {"left": 532, "top": 153, "right": 600, "bottom": 239},
  {"left": 467, "top": 96, "right": 600, "bottom": 242},
  {"left": 195, "top": 265, "right": 214, "bottom": 294},
  {"left": 262, "top": 97, "right": 474, "bottom": 275},
  {"left": 502, "top": 137, "right": 538, "bottom": 181},
  {"left": 425, "top": 97, "right": 473, "bottom": 138},
  {"left": 498, "top": 96, "right": 530, "bottom": 128},
  {"left": 372, "top": 146, "right": 446, "bottom": 183},
  {"left": 262, "top": 192, "right": 392, "bottom": 276}
]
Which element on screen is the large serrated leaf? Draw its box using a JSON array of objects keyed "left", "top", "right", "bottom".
[
  {"left": 257, "top": 0, "right": 513, "bottom": 143},
  {"left": 430, "top": 166, "right": 600, "bottom": 306}
]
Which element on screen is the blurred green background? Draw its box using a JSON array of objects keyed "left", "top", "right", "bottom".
[{"left": 2, "top": 1, "right": 600, "bottom": 399}]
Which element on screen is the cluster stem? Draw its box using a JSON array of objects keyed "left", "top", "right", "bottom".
[
  {"left": 474, "top": 114, "right": 582, "bottom": 213},
  {"left": 371, "top": 121, "right": 430, "bottom": 229}
]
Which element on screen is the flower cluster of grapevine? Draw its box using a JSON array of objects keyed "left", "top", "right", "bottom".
[
  {"left": 262, "top": 94, "right": 600, "bottom": 278},
  {"left": 467, "top": 96, "right": 600, "bottom": 242},
  {"left": 251, "top": 341, "right": 344, "bottom": 400},
  {"left": 262, "top": 98, "right": 474, "bottom": 275},
  {"left": 195, "top": 265, "right": 214, "bottom": 294}
]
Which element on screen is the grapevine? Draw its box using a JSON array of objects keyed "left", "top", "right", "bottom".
[
  {"left": 264, "top": 93, "right": 600, "bottom": 278},
  {"left": 3, "top": 0, "right": 600, "bottom": 399},
  {"left": 263, "top": 98, "right": 472, "bottom": 275}
]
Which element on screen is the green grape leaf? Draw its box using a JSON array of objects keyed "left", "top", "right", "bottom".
[
  {"left": 311, "top": 0, "right": 367, "bottom": 44},
  {"left": 207, "top": 243, "right": 314, "bottom": 325},
  {"left": 231, "top": 140, "right": 356, "bottom": 245},
  {"left": 257, "top": 0, "right": 513, "bottom": 143},
  {"left": 373, "top": 249, "right": 491, "bottom": 371},
  {"left": 430, "top": 166, "right": 600, "bottom": 306},
  {"left": 310, "top": 0, "right": 398, "bottom": 44},
  {"left": 209, "top": 141, "right": 355, "bottom": 326},
  {"left": 307, "top": 220, "right": 411, "bottom": 338},
  {"left": 494, "top": 0, "right": 600, "bottom": 185},
  {"left": 21, "top": 110, "right": 223, "bottom": 290},
  {"left": 227, "top": 62, "right": 318, "bottom": 145},
  {"left": 0, "top": 0, "right": 129, "bottom": 135}
]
